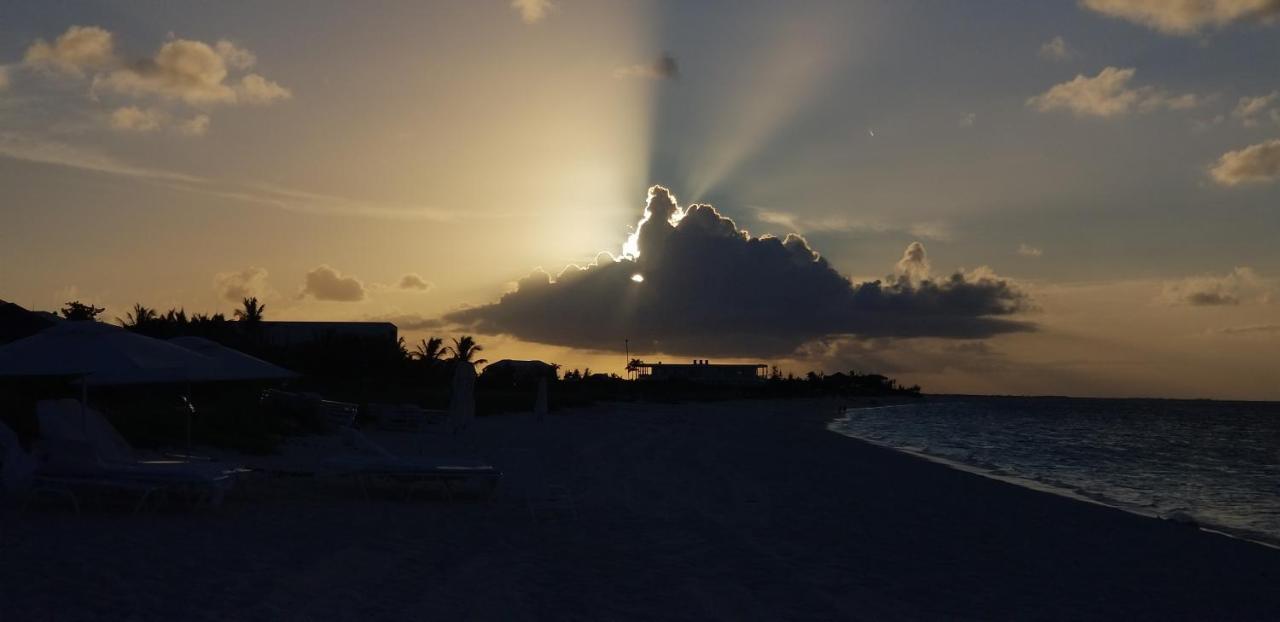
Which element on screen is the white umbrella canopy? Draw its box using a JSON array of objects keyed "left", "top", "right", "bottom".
[
  {"left": 0, "top": 321, "right": 221, "bottom": 386},
  {"left": 168, "top": 336, "right": 298, "bottom": 382}
]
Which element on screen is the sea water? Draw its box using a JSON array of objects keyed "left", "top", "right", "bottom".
[{"left": 831, "top": 397, "right": 1280, "bottom": 546}]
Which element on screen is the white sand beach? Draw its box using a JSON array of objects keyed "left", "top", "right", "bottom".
[{"left": 3, "top": 399, "right": 1279, "bottom": 621}]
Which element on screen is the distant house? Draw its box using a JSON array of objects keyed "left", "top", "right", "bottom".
[
  {"left": 634, "top": 359, "right": 767, "bottom": 385},
  {"left": 480, "top": 359, "right": 558, "bottom": 387},
  {"left": 257, "top": 321, "right": 398, "bottom": 347}
]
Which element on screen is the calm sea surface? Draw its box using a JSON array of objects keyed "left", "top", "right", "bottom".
[{"left": 831, "top": 397, "right": 1280, "bottom": 546}]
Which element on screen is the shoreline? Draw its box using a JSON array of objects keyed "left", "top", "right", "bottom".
[{"left": 831, "top": 402, "right": 1280, "bottom": 551}]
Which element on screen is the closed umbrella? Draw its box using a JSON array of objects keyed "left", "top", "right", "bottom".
[{"left": 448, "top": 362, "right": 476, "bottom": 435}]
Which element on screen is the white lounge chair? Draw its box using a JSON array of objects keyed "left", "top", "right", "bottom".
[{"left": 35, "top": 399, "right": 240, "bottom": 507}]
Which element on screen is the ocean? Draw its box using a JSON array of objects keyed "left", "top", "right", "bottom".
[{"left": 831, "top": 397, "right": 1280, "bottom": 547}]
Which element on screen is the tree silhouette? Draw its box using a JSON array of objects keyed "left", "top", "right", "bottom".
[
  {"left": 60, "top": 300, "right": 105, "bottom": 321},
  {"left": 414, "top": 337, "right": 447, "bottom": 363},
  {"left": 118, "top": 303, "right": 157, "bottom": 329},
  {"left": 448, "top": 335, "right": 487, "bottom": 365},
  {"left": 234, "top": 297, "right": 266, "bottom": 322}
]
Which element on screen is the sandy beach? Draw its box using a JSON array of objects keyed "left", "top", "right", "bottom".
[{"left": 3, "top": 399, "right": 1279, "bottom": 621}]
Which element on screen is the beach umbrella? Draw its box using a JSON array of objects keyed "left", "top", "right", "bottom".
[
  {"left": 168, "top": 336, "right": 298, "bottom": 382},
  {"left": 448, "top": 362, "right": 476, "bottom": 435},
  {"left": 0, "top": 321, "right": 219, "bottom": 386},
  {"left": 534, "top": 377, "right": 548, "bottom": 422}
]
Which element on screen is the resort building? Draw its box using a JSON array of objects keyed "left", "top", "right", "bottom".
[{"left": 633, "top": 360, "right": 768, "bottom": 385}]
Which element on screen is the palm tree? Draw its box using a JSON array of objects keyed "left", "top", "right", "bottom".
[
  {"left": 234, "top": 297, "right": 266, "bottom": 322},
  {"left": 118, "top": 303, "right": 157, "bottom": 329},
  {"left": 414, "top": 337, "right": 448, "bottom": 363},
  {"left": 448, "top": 335, "right": 487, "bottom": 365}
]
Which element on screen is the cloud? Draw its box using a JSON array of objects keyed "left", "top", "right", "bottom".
[
  {"left": 235, "top": 73, "right": 292, "bottom": 105},
  {"left": 1027, "top": 67, "right": 1200, "bottom": 118},
  {"left": 1017, "top": 243, "right": 1043, "bottom": 257},
  {"left": 300, "top": 265, "right": 366, "bottom": 302},
  {"left": 1038, "top": 35, "right": 1075, "bottom": 61},
  {"left": 1081, "top": 0, "right": 1280, "bottom": 35},
  {"left": 109, "top": 106, "right": 165, "bottom": 132},
  {"left": 214, "top": 266, "right": 271, "bottom": 303},
  {"left": 896, "top": 242, "right": 931, "bottom": 281},
  {"left": 615, "top": 54, "right": 679, "bottom": 80},
  {"left": 24, "top": 25, "right": 116, "bottom": 76},
  {"left": 372, "top": 313, "right": 449, "bottom": 331},
  {"left": 93, "top": 38, "right": 290, "bottom": 106},
  {"left": 214, "top": 40, "right": 256, "bottom": 70},
  {"left": 959, "top": 112, "right": 977, "bottom": 127},
  {"left": 398, "top": 273, "right": 432, "bottom": 291},
  {"left": 177, "top": 114, "right": 211, "bottom": 136},
  {"left": 1209, "top": 138, "right": 1280, "bottom": 185},
  {"left": 1233, "top": 91, "right": 1280, "bottom": 127},
  {"left": 444, "top": 186, "right": 1032, "bottom": 357},
  {"left": 752, "top": 208, "right": 952, "bottom": 241},
  {"left": 0, "top": 131, "right": 459, "bottom": 219},
  {"left": 1160, "top": 267, "right": 1270, "bottom": 306},
  {"left": 1214, "top": 323, "right": 1280, "bottom": 336},
  {"left": 511, "top": 0, "right": 554, "bottom": 23},
  {"left": 21, "top": 27, "right": 289, "bottom": 135}
]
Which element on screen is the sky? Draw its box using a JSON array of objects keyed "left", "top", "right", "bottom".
[{"left": 2, "top": 1, "right": 1279, "bottom": 400}]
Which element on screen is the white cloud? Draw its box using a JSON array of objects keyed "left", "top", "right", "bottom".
[
  {"left": 109, "top": 106, "right": 166, "bottom": 132},
  {"left": 1081, "top": 0, "right": 1280, "bottom": 35},
  {"left": 214, "top": 266, "right": 272, "bottom": 302},
  {"left": 1233, "top": 91, "right": 1280, "bottom": 127},
  {"left": 511, "top": 0, "right": 554, "bottom": 23},
  {"left": 1017, "top": 243, "right": 1043, "bottom": 257},
  {"left": 896, "top": 241, "right": 931, "bottom": 281},
  {"left": 235, "top": 73, "right": 292, "bottom": 105},
  {"left": 24, "top": 25, "right": 116, "bottom": 76},
  {"left": 959, "top": 112, "right": 977, "bottom": 127},
  {"left": 1209, "top": 138, "right": 1280, "bottom": 186},
  {"left": 1038, "top": 36, "right": 1075, "bottom": 61},
  {"left": 1027, "top": 67, "right": 1199, "bottom": 118},
  {"left": 1160, "top": 267, "right": 1272, "bottom": 306},
  {"left": 214, "top": 40, "right": 256, "bottom": 70},
  {"left": 398, "top": 273, "right": 432, "bottom": 291},
  {"left": 177, "top": 114, "right": 211, "bottom": 136},
  {"left": 300, "top": 265, "right": 367, "bottom": 302}
]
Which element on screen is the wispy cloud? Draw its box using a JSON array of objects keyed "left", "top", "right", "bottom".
[
  {"left": 753, "top": 207, "right": 952, "bottom": 241},
  {"left": 615, "top": 54, "right": 679, "bottom": 80},
  {"left": 1017, "top": 243, "right": 1043, "bottom": 257},
  {"left": 1038, "top": 36, "right": 1075, "bottom": 61},
  {"left": 0, "top": 131, "right": 457, "bottom": 221}
]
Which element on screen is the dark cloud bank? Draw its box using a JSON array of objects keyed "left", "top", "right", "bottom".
[{"left": 446, "top": 186, "right": 1031, "bottom": 357}]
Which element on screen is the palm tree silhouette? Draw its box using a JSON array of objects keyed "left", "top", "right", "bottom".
[
  {"left": 448, "top": 335, "right": 488, "bottom": 365},
  {"left": 118, "top": 303, "right": 157, "bottom": 328},
  {"left": 234, "top": 297, "right": 266, "bottom": 322},
  {"left": 414, "top": 337, "right": 447, "bottom": 363}
]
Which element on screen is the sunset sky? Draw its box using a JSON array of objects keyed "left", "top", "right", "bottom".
[{"left": 2, "top": 1, "right": 1279, "bottom": 399}]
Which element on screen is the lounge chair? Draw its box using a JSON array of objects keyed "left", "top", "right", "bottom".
[
  {"left": 35, "top": 399, "right": 240, "bottom": 506},
  {"left": 2, "top": 420, "right": 166, "bottom": 514},
  {"left": 317, "top": 425, "right": 500, "bottom": 500}
]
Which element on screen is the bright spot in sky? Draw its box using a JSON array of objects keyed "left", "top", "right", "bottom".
[{"left": 631, "top": 274, "right": 645, "bottom": 283}]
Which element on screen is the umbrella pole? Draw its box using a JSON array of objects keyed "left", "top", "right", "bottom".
[
  {"left": 79, "top": 377, "right": 88, "bottom": 439},
  {"left": 184, "top": 383, "right": 193, "bottom": 458}
]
